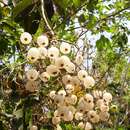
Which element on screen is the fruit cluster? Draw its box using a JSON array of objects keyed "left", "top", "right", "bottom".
[{"left": 20, "top": 32, "right": 113, "bottom": 130}]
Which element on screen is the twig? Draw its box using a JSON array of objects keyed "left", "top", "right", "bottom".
[
  {"left": 101, "top": 6, "right": 130, "bottom": 21},
  {"left": 41, "top": 0, "right": 55, "bottom": 35},
  {"left": 12, "top": 0, "right": 17, "bottom": 7},
  {"left": 66, "top": 6, "right": 130, "bottom": 35},
  {"left": 95, "top": 49, "right": 129, "bottom": 88},
  {"left": 0, "top": 61, "right": 27, "bottom": 73},
  {"left": 0, "top": 112, "right": 14, "bottom": 118},
  {"left": 54, "top": 2, "right": 88, "bottom": 30},
  {"left": 0, "top": 0, "right": 8, "bottom": 6}
]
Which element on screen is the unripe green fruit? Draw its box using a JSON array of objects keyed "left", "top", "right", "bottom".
[{"left": 110, "top": 105, "right": 118, "bottom": 112}]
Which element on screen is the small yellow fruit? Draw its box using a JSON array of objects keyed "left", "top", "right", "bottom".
[{"left": 110, "top": 105, "right": 118, "bottom": 112}]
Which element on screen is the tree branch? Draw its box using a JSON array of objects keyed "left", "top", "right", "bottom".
[
  {"left": 77, "top": 6, "right": 130, "bottom": 39},
  {"left": 41, "top": 0, "right": 54, "bottom": 35},
  {"left": 66, "top": 6, "right": 130, "bottom": 34},
  {"left": 101, "top": 6, "right": 130, "bottom": 21}
]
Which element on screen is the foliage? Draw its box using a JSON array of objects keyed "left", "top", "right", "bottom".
[{"left": 0, "top": 0, "right": 130, "bottom": 130}]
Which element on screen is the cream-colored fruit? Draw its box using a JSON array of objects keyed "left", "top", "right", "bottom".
[
  {"left": 46, "top": 65, "right": 59, "bottom": 77},
  {"left": 60, "top": 42, "right": 71, "bottom": 54},
  {"left": 20, "top": 32, "right": 32, "bottom": 44},
  {"left": 39, "top": 72, "right": 50, "bottom": 82},
  {"left": 78, "top": 70, "right": 88, "bottom": 81},
  {"left": 30, "top": 125, "right": 38, "bottom": 130},
  {"left": 38, "top": 47, "right": 47, "bottom": 59},
  {"left": 37, "top": 35, "right": 49, "bottom": 47},
  {"left": 27, "top": 47, "right": 40, "bottom": 63},
  {"left": 26, "top": 69, "right": 39, "bottom": 81},
  {"left": 48, "top": 47, "right": 59, "bottom": 59},
  {"left": 75, "top": 112, "right": 83, "bottom": 120},
  {"left": 84, "top": 76, "right": 95, "bottom": 89}
]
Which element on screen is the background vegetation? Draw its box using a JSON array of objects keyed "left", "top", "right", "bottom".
[{"left": 0, "top": 0, "right": 130, "bottom": 130}]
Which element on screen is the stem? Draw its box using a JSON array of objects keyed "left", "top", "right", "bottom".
[
  {"left": 66, "top": 6, "right": 130, "bottom": 36},
  {"left": 41, "top": 0, "right": 54, "bottom": 35}
]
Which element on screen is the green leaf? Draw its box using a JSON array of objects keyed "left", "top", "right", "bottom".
[
  {"left": 86, "top": 15, "right": 97, "bottom": 30},
  {"left": 25, "top": 108, "right": 32, "bottom": 124},
  {"left": 60, "top": 123, "right": 73, "bottom": 130},
  {"left": 0, "top": 38, "right": 8, "bottom": 55},
  {"left": 54, "top": 0, "right": 69, "bottom": 11},
  {"left": 65, "top": 124, "right": 73, "bottom": 130},
  {"left": 12, "top": 0, "right": 38, "bottom": 18},
  {"left": 34, "top": 20, "right": 45, "bottom": 40},
  {"left": 13, "top": 109, "right": 23, "bottom": 119},
  {"left": 96, "top": 35, "right": 110, "bottom": 51},
  {"left": 117, "top": 127, "right": 127, "bottom": 130},
  {"left": 87, "top": 0, "right": 98, "bottom": 12},
  {"left": 73, "top": 0, "right": 80, "bottom": 7}
]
